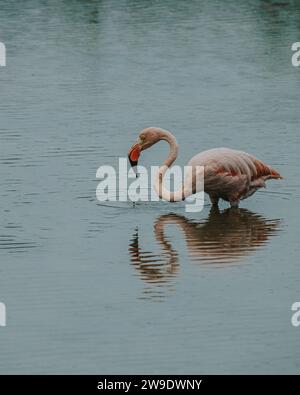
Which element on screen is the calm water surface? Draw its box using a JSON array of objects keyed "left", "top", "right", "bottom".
[{"left": 0, "top": 0, "right": 300, "bottom": 373}]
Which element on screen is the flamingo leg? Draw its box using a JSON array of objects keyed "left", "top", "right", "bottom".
[
  {"left": 229, "top": 199, "right": 240, "bottom": 208},
  {"left": 209, "top": 194, "right": 219, "bottom": 206}
]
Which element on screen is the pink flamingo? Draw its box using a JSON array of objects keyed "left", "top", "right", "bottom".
[{"left": 128, "top": 127, "right": 283, "bottom": 208}]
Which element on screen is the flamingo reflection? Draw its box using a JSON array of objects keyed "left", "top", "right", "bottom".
[{"left": 129, "top": 207, "right": 281, "bottom": 298}]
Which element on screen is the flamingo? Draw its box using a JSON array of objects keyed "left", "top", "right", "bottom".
[{"left": 128, "top": 127, "right": 283, "bottom": 208}]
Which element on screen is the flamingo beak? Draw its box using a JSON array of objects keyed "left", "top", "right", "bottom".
[{"left": 128, "top": 140, "right": 142, "bottom": 169}]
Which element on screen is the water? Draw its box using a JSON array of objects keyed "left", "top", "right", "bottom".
[{"left": 0, "top": 0, "right": 299, "bottom": 374}]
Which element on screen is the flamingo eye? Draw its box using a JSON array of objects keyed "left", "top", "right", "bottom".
[{"left": 140, "top": 134, "right": 145, "bottom": 140}]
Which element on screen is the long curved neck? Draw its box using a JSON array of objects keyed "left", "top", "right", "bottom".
[
  {"left": 154, "top": 129, "right": 185, "bottom": 202},
  {"left": 160, "top": 130, "right": 179, "bottom": 167}
]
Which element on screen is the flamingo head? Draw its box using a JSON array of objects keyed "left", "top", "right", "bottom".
[{"left": 128, "top": 128, "right": 161, "bottom": 168}]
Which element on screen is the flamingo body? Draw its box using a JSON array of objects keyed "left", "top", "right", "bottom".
[{"left": 188, "top": 147, "right": 282, "bottom": 206}]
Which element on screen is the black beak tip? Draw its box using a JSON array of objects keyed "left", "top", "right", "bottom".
[
  {"left": 128, "top": 156, "right": 138, "bottom": 168},
  {"left": 128, "top": 156, "right": 139, "bottom": 177}
]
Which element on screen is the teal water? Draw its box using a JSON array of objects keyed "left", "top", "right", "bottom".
[{"left": 0, "top": 0, "right": 299, "bottom": 373}]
